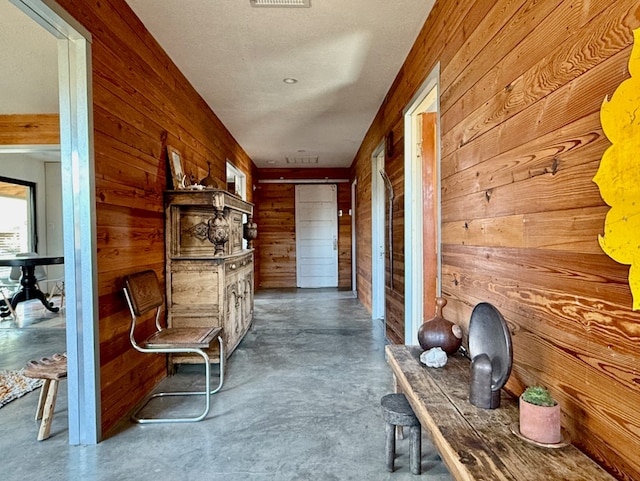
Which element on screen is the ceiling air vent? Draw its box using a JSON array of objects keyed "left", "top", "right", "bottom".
[
  {"left": 286, "top": 156, "right": 318, "bottom": 164},
  {"left": 250, "top": 0, "right": 310, "bottom": 7}
]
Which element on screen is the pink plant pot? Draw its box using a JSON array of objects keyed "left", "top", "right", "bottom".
[{"left": 519, "top": 397, "right": 562, "bottom": 444}]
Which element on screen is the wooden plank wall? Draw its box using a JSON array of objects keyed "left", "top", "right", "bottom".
[
  {"left": 53, "top": 0, "right": 256, "bottom": 434},
  {"left": 255, "top": 168, "right": 351, "bottom": 289},
  {"left": 337, "top": 179, "right": 352, "bottom": 288},
  {"left": 352, "top": 109, "right": 405, "bottom": 342},
  {"left": 352, "top": 0, "right": 640, "bottom": 479},
  {"left": 0, "top": 114, "right": 60, "bottom": 144}
]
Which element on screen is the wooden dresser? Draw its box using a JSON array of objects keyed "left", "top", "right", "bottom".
[{"left": 164, "top": 190, "right": 255, "bottom": 367}]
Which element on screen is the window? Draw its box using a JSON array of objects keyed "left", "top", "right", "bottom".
[
  {"left": 226, "top": 161, "right": 246, "bottom": 200},
  {"left": 226, "top": 162, "right": 248, "bottom": 248},
  {"left": 0, "top": 177, "right": 37, "bottom": 277}
]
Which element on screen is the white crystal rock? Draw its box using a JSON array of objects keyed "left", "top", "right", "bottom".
[{"left": 420, "top": 347, "right": 448, "bottom": 368}]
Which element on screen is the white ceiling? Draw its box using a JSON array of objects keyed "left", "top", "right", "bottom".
[
  {"left": 0, "top": 0, "right": 59, "bottom": 163},
  {"left": 1, "top": 0, "right": 435, "bottom": 169},
  {"left": 0, "top": 1, "right": 58, "bottom": 114}
]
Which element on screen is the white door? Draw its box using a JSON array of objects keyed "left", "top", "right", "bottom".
[{"left": 295, "top": 184, "right": 338, "bottom": 288}]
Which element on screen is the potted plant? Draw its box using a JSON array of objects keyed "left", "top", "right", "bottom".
[{"left": 519, "top": 386, "right": 561, "bottom": 444}]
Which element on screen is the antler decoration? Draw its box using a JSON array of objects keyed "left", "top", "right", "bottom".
[{"left": 380, "top": 169, "right": 394, "bottom": 289}]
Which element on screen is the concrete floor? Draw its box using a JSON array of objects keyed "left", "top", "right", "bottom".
[{"left": 0, "top": 289, "right": 452, "bottom": 481}]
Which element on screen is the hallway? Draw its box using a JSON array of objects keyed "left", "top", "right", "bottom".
[{"left": 0, "top": 289, "right": 451, "bottom": 480}]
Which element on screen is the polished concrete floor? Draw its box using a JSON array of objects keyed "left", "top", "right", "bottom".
[{"left": 0, "top": 289, "right": 452, "bottom": 481}]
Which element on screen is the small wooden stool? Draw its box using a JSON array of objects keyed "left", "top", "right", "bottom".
[
  {"left": 23, "top": 353, "right": 67, "bottom": 441},
  {"left": 381, "top": 393, "right": 422, "bottom": 475}
]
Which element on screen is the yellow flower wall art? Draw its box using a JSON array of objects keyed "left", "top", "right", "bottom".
[{"left": 593, "top": 28, "right": 640, "bottom": 310}]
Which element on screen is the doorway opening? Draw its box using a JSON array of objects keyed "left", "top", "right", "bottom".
[
  {"left": 371, "top": 143, "right": 385, "bottom": 320},
  {"left": 12, "top": 0, "right": 100, "bottom": 444},
  {"left": 351, "top": 178, "right": 357, "bottom": 297},
  {"left": 403, "top": 64, "right": 440, "bottom": 346}
]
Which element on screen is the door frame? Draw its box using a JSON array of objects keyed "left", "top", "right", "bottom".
[
  {"left": 351, "top": 178, "right": 357, "bottom": 297},
  {"left": 403, "top": 63, "right": 441, "bottom": 346},
  {"left": 12, "top": 0, "right": 100, "bottom": 444},
  {"left": 371, "top": 142, "right": 385, "bottom": 320},
  {"left": 295, "top": 183, "right": 339, "bottom": 288}
]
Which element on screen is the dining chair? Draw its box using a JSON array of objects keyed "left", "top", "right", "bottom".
[
  {"left": 123, "top": 269, "right": 225, "bottom": 423},
  {"left": 0, "top": 276, "right": 19, "bottom": 320}
]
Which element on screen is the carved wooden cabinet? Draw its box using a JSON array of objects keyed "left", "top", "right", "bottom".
[{"left": 164, "top": 190, "right": 255, "bottom": 366}]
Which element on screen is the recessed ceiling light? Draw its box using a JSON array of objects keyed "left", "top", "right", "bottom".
[
  {"left": 283, "top": 78, "right": 298, "bottom": 84},
  {"left": 266, "top": 160, "right": 276, "bottom": 164}
]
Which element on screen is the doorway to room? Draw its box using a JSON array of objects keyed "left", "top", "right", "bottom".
[
  {"left": 371, "top": 143, "right": 386, "bottom": 320},
  {"left": 403, "top": 64, "right": 440, "bottom": 345},
  {"left": 12, "top": 0, "right": 100, "bottom": 444}
]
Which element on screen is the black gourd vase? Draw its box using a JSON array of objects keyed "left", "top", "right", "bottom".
[
  {"left": 417, "top": 297, "right": 462, "bottom": 354},
  {"left": 200, "top": 161, "right": 222, "bottom": 189}
]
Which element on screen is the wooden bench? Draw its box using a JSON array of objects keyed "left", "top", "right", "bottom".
[
  {"left": 385, "top": 345, "right": 615, "bottom": 481},
  {"left": 23, "top": 353, "right": 67, "bottom": 441}
]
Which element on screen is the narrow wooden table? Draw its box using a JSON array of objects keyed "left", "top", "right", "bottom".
[{"left": 385, "top": 345, "right": 615, "bottom": 481}]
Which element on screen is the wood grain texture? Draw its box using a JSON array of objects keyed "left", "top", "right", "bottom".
[
  {"left": 338, "top": 181, "right": 352, "bottom": 288},
  {"left": 0, "top": 114, "right": 60, "bottom": 144},
  {"left": 441, "top": 112, "right": 607, "bottom": 195},
  {"left": 254, "top": 182, "right": 296, "bottom": 288},
  {"left": 422, "top": 113, "right": 439, "bottom": 320},
  {"left": 352, "top": 164, "right": 373, "bottom": 310},
  {"left": 254, "top": 170, "right": 352, "bottom": 289},
  {"left": 387, "top": 345, "right": 616, "bottom": 481},
  {"left": 54, "top": 0, "right": 257, "bottom": 434},
  {"left": 164, "top": 192, "right": 254, "bottom": 362},
  {"left": 441, "top": 206, "right": 608, "bottom": 254},
  {"left": 351, "top": 0, "right": 640, "bottom": 478}
]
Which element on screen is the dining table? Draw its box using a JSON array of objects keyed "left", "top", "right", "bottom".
[{"left": 0, "top": 255, "right": 64, "bottom": 316}]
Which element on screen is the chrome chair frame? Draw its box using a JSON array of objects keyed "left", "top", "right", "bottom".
[{"left": 123, "top": 270, "right": 224, "bottom": 424}]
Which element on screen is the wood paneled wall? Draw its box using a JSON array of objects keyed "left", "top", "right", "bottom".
[
  {"left": 352, "top": 0, "right": 640, "bottom": 479},
  {"left": 52, "top": 0, "right": 256, "bottom": 434},
  {"left": 352, "top": 115, "right": 406, "bottom": 342},
  {"left": 255, "top": 168, "right": 351, "bottom": 289},
  {"left": 0, "top": 114, "right": 59, "bottom": 144},
  {"left": 254, "top": 181, "right": 295, "bottom": 288}
]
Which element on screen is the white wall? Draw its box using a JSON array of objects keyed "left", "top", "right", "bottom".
[
  {"left": 45, "top": 160, "right": 63, "bottom": 280},
  {"left": 0, "top": 153, "right": 64, "bottom": 281}
]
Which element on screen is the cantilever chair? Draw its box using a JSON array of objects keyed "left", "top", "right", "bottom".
[{"left": 123, "top": 269, "right": 224, "bottom": 424}]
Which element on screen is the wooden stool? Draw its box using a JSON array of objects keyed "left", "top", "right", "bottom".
[
  {"left": 381, "top": 393, "right": 422, "bottom": 475},
  {"left": 23, "top": 353, "right": 67, "bottom": 441}
]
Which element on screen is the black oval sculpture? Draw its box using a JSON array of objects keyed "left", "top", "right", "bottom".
[{"left": 468, "top": 302, "right": 513, "bottom": 409}]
